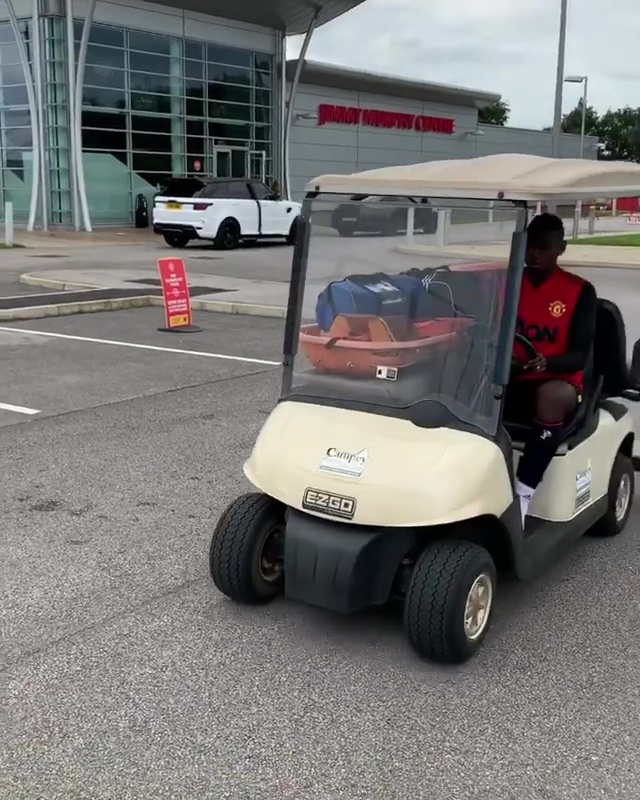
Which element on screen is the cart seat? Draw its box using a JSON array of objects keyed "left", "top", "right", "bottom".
[{"left": 505, "top": 297, "right": 630, "bottom": 451}]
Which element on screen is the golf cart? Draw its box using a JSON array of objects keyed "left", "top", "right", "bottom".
[{"left": 208, "top": 154, "right": 640, "bottom": 664}]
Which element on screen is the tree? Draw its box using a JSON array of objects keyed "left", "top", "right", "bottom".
[
  {"left": 478, "top": 100, "right": 510, "bottom": 126},
  {"left": 556, "top": 101, "right": 640, "bottom": 162}
]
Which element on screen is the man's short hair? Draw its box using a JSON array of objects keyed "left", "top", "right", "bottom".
[{"left": 527, "top": 213, "right": 565, "bottom": 248}]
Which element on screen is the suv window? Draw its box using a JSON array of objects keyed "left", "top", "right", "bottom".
[
  {"left": 227, "top": 180, "right": 252, "bottom": 199},
  {"left": 198, "top": 182, "right": 229, "bottom": 198},
  {"left": 249, "top": 181, "right": 271, "bottom": 200}
]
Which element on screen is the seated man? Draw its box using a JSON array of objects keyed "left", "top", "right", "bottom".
[{"left": 505, "top": 213, "right": 597, "bottom": 525}]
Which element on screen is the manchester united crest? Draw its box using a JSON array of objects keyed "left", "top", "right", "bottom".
[{"left": 549, "top": 300, "right": 566, "bottom": 318}]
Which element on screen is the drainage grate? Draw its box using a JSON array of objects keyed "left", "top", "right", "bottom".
[{"left": 28, "top": 254, "right": 67, "bottom": 258}]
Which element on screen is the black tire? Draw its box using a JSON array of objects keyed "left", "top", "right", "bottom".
[
  {"left": 214, "top": 218, "right": 241, "bottom": 250},
  {"left": 286, "top": 220, "right": 297, "bottom": 245},
  {"left": 209, "top": 493, "right": 285, "bottom": 604},
  {"left": 336, "top": 221, "right": 355, "bottom": 237},
  {"left": 588, "top": 452, "right": 634, "bottom": 537},
  {"left": 403, "top": 540, "right": 496, "bottom": 664},
  {"left": 163, "top": 231, "right": 189, "bottom": 248}
]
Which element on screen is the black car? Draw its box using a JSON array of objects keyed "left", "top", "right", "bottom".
[{"left": 330, "top": 195, "right": 438, "bottom": 237}]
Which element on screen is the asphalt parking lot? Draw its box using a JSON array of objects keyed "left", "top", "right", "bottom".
[{"left": 2, "top": 301, "right": 640, "bottom": 800}]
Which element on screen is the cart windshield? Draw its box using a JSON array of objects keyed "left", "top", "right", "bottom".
[{"left": 286, "top": 194, "right": 521, "bottom": 435}]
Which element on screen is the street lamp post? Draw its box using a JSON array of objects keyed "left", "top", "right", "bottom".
[
  {"left": 551, "top": 0, "right": 569, "bottom": 160},
  {"left": 564, "top": 74, "right": 588, "bottom": 238},
  {"left": 564, "top": 74, "right": 588, "bottom": 157}
]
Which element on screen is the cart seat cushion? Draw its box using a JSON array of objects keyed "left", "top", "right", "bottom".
[{"left": 593, "top": 298, "right": 630, "bottom": 397}]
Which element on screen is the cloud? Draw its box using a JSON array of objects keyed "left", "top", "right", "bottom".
[{"left": 288, "top": 0, "right": 640, "bottom": 129}]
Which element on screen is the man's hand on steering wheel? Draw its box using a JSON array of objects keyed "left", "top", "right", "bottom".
[
  {"left": 525, "top": 352, "right": 547, "bottom": 372},
  {"left": 512, "top": 333, "right": 546, "bottom": 374}
]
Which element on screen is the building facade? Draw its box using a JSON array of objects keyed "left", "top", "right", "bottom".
[
  {"left": 287, "top": 60, "right": 599, "bottom": 200},
  {"left": 0, "top": 0, "right": 595, "bottom": 228}
]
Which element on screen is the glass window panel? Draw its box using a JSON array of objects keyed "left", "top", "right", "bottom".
[
  {"left": 129, "top": 51, "right": 170, "bottom": 75},
  {"left": 254, "top": 106, "right": 271, "bottom": 124},
  {"left": 208, "top": 64, "right": 251, "bottom": 85},
  {"left": 131, "top": 115, "right": 171, "bottom": 134},
  {"left": 0, "top": 24, "right": 14, "bottom": 44},
  {"left": 254, "top": 53, "right": 272, "bottom": 71},
  {"left": 2, "top": 85, "right": 28, "bottom": 106},
  {"left": 82, "top": 125, "right": 127, "bottom": 151},
  {"left": 85, "top": 43, "right": 125, "bottom": 69},
  {"left": 255, "top": 125, "right": 271, "bottom": 142},
  {"left": 0, "top": 64, "right": 25, "bottom": 87},
  {"left": 82, "top": 86, "right": 126, "bottom": 109},
  {"left": 130, "top": 93, "right": 171, "bottom": 114},
  {"left": 185, "top": 78, "right": 204, "bottom": 97},
  {"left": 0, "top": 43, "right": 21, "bottom": 66},
  {"left": 82, "top": 110, "right": 126, "bottom": 129},
  {"left": 255, "top": 89, "right": 271, "bottom": 106},
  {"left": 206, "top": 44, "right": 251, "bottom": 68},
  {"left": 129, "top": 71, "right": 171, "bottom": 93},
  {"left": 85, "top": 65, "right": 126, "bottom": 89},
  {"left": 5, "top": 109, "right": 30, "bottom": 127},
  {"left": 5, "top": 126, "right": 32, "bottom": 147},
  {"left": 132, "top": 131, "right": 172, "bottom": 153},
  {"left": 185, "top": 40, "right": 203, "bottom": 61},
  {"left": 128, "top": 30, "right": 173, "bottom": 55},
  {"left": 255, "top": 71, "right": 272, "bottom": 89},
  {"left": 208, "top": 121, "right": 251, "bottom": 140},
  {"left": 184, "top": 59, "right": 203, "bottom": 80},
  {"left": 132, "top": 151, "right": 172, "bottom": 174},
  {"left": 74, "top": 22, "right": 124, "bottom": 48},
  {"left": 208, "top": 83, "right": 250, "bottom": 104},
  {"left": 186, "top": 120, "right": 204, "bottom": 136},
  {"left": 209, "top": 101, "right": 251, "bottom": 122},
  {"left": 186, "top": 96, "right": 204, "bottom": 116}
]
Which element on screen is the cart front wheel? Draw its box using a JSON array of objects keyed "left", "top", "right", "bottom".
[
  {"left": 209, "top": 493, "right": 285, "bottom": 604},
  {"left": 403, "top": 540, "right": 496, "bottom": 664},
  {"left": 588, "top": 452, "right": 634, "bottom": 537}
]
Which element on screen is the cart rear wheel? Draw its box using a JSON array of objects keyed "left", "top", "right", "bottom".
[
  {"left": 209, "top": 493, "right": 284, "bottom": 604},
  {"left": 403, "top": 540, "right": 496, "bottom": 664},
  {"left": 588, "top": 452, "right": 634, "bottom": 537}
]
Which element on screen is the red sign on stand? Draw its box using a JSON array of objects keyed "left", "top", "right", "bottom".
[{"left": 157, "top": 257, "right": 194, "bottom": 330}]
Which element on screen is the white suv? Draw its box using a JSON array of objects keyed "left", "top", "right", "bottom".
[{"left": 153, "top": 177, "right": 302, "bottom": 250}]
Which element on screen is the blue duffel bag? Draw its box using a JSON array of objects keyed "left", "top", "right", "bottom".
[{"left": 315, "top": 273, "right": 411, "bottom": 331}]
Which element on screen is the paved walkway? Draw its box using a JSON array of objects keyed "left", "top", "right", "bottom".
[{"left": 398, "top": 241, "right": 640, "bottom": 269}]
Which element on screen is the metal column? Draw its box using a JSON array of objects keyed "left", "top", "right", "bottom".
[
  {"left": 32, "top": 0, "right": 48, "bottom": 231},
  {"left": 282, "top": 7, "right": 319, "bottom": 201},
  {"left": 5, "top": 0, "right": 41, "bottom": 230},
  {"left": 65, "top": 0, "right": 80, "bottom": 230},
  {"left": 74, "top": 0, "right": 98, "bottom": 231}
]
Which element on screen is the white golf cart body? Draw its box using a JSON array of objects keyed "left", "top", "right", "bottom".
[{"left": 244, "top": 154, "right": 640, "bottom": 598}]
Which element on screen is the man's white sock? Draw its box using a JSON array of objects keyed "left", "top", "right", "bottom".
[{"left": 515, "top": 480, "right": 535, "bottom": 526}]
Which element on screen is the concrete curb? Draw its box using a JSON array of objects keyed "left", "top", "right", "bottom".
[
  {"left": 0, "top": 296, "right": 150, "bottom": 322},
  {"left": 18, "top": 272, "right": 286, "bottom": 321},
  {"left": 395, "top": 244, "right": 640, "bottom": 270}
]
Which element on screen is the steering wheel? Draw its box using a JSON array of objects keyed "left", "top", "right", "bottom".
[{"left": 512, "top": 332, "right": 538, "bottom": 372}]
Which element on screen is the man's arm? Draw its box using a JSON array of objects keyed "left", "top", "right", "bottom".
[{"left": 545, "top": 281, "right": 597, "bottom": 373}]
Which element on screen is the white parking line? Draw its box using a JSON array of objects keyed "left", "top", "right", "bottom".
[
  {"left": 0, "top": 326, "right": 280, "bottom": 366},
  {"left": 0, "top": 401, "right": 40, "bottom": 415}
]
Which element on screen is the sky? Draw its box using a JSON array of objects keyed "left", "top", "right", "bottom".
[{"left": 287, "top": 0, "right": 640, "bottom": 130}]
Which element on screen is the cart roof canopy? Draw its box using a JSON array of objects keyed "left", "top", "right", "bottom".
[{"left": 306, "top": 153, "right": 640, "bottom": 202}]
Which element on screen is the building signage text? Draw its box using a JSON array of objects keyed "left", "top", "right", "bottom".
[{"left": 317, "top": 103, "right": 455, "bottom": 134}]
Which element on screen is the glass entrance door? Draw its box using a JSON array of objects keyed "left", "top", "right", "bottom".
[{"left": 208, "top": 144, "right": 249, "bottom": 179}]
